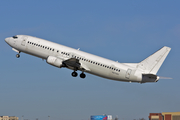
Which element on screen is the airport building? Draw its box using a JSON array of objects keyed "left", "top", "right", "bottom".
[
  {"left": 162, "top": 112, "right": 180, "bottom": 120},
  {"left": 149, "top": 112, "right": 180, "bottom": 120},
  {"left": 0, "top": 116, "right": 18, "bottom": 120},
  {"left": 149, "top": 113, "right": 163, "bottom": 120}
]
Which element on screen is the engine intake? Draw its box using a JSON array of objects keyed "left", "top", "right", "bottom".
[{"left": 46, "top": 56, "right": 64, "bottom": 68}]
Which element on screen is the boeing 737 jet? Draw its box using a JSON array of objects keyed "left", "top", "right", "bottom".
[{"left": 5, "top": 35, "right": 171, "bottom": 83}]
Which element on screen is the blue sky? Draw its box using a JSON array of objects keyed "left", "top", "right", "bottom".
[{"left": 1, "top": 1, "right": 180, "bottom": 120}]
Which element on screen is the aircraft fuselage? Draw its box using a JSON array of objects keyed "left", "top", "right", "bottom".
[{"left": 5, "top": 35, "right": 171, "bottom": 83}]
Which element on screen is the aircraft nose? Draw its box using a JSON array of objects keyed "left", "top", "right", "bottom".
[{"left": 5, "top": 37, "right": 9, "bottom": 43}]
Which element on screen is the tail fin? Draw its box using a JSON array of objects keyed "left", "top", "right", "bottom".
[{"left": 137, "top": 46, "right": 171, "bottom": 74}]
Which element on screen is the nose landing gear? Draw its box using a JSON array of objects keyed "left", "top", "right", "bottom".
[{"left": 16, "top": 54, "right": 20, "bottom": 58}]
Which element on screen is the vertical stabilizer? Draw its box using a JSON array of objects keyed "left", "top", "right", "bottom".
[{"left": 137, "top": 46, "right": 171, "bottom": 74}]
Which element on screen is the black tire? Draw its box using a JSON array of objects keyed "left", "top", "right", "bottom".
[
  {"left": 72, "top": 71, "right": 78, "bottom": 77},
  {"left": 80, "top": 73, "right": 86, "bottom": 78},
  {"left": 16, "top": 54, "right": 20, "bottom": 58}
]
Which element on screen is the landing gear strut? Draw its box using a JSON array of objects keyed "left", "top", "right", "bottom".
[{"left": 72, "top": 71, "right": 78, "bottom": 77}]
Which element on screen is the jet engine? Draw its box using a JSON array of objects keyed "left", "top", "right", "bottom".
[{"left": 46, "top": 56, "right": 64, "bottom": 68}]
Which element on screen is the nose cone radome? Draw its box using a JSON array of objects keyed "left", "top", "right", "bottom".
[{"left": 5, "top": 37, "right": 9, "bottom": 43}]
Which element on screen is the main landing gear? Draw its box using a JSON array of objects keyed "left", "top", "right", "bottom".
[
  {"left": 80, "top": 72, "right": 86, "bottom": 78},
  {"left": 72, "top": 71, "right": 78, "bottom": 77},
  {"left": 71, "top": 71, "right": 86, "bottom": 78}
]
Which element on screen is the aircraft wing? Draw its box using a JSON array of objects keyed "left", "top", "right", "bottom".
[{"left": 63, "top": 58, "right": 90, "bottom": 71}]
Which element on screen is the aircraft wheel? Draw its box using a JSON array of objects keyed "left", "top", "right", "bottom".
[
  {"left": 72, "top": 71, "right": 78, "bottom": 77},
  {"left": 80, "top": 73, "right": 86, "bottom": 78},
  {"left": 16, "top": 54, "right": 20, "bottom": 58}
]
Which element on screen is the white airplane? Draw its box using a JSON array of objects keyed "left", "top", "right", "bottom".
[{"left": 5, "top": 35, "right": 171, "bottom": 83}]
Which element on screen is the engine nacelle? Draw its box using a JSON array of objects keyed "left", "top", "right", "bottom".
[{"left": 46, "top": 56, "right": 64, "bottom": 68}]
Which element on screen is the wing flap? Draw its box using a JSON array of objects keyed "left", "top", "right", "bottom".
[{"left": 63, "top": 58, "right": 90, "bottom": 71}]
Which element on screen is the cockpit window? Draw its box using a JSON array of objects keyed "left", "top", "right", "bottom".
[{"left": 12, "top": 35, "right": 18, "bottom": 39}]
